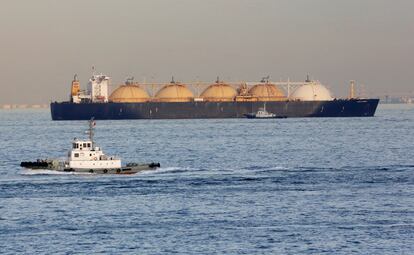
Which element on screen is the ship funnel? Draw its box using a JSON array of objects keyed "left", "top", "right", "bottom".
[{"left": 71, "top": 74, "right": 81, "bottom": 97}]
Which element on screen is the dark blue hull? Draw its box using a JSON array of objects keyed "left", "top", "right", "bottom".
[{"left": 50, "top": 99, "right": 379, "bottom": 120}]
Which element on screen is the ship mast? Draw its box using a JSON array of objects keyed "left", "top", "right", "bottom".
[{"left": 349, "top": 80, "right": 355, "bottom": 99}]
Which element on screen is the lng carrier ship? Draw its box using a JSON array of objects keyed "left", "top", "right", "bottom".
[{"left": 50, "top": 73, "right": 379, "bottom": 120}]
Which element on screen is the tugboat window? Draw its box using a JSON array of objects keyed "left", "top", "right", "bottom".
[
  {"left": 74, "top": 153, "right": 79, "bottom": 157},
  {"left": 83, "top": 143, "right": 87, "bottom": 147}
]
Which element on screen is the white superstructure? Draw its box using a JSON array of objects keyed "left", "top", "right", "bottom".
[
  {"left": 67, "top": 119, "right": 121, "bottom": 170},
  {"left": 87, "top": 74, "right": 110, "bottom": 102},
  {"left": 72, "top": 92, "right": 92, "bottom": 104},
  {"left": 70, "top": 72, "right": 111, "bottom": 103},
  {"left": 254, "top": 109, "right": 276, "bottom": 118},
  {"left": 68, "top": 139, "right": 121, "bottom": 169},
  {"left": 255, "top": 103, "right": 276, "bottom": 118}
]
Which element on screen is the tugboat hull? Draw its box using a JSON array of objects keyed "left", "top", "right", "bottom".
[{"left": 20, "top": 161, "right": 160, "bottom": 174}]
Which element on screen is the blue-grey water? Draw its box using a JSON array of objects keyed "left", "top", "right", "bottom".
[{"left": 0, "top": 104, "right": 413, "bottom": 254}]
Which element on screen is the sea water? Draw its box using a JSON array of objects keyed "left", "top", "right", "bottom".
[{"left": 0, "top": 104, "right": 413, "bottom": 254}]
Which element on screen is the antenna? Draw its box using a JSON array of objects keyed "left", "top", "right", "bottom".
[
  {"left": 92, "top": 66, "right": 96, "bottom": 75},
  {"left": 74, "top": 74, "right": 78, "bottom": 81},
  {"left": 216, "top": 76, "right": 220, "bottom": 83},
  {"left": 305, "top": 74, "right": 311, "bottom": 83},
  {"left": 171, "top": 76, "right": 175, "bottom": 84},
  {"left": 88, "top": 117, "right": 95, "bottom": 148}
]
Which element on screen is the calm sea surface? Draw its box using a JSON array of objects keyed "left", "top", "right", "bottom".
[{"left": 0, "top": 104, "right": 413, "bottom": 254}]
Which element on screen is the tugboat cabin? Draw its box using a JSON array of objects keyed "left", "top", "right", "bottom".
[{"left": 69, "top": 139, "right": 121, "bottom": 169}]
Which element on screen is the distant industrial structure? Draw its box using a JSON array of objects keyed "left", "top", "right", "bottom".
[
  {"left": 1, "top": 104, "right": 49, "bottom": 109},
  {"left": 380, "top": 95, "right": 414, "bottom": 104}
]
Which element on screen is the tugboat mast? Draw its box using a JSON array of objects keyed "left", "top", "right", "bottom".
[{"left": 88, "top": 118, "right": 95, "bottom": 148}]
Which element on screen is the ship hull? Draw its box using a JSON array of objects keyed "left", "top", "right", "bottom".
[{"left": 50, "top": 99, "right": 379, "bottom": 120}]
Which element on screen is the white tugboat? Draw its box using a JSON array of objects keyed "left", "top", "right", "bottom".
[
  {"left": 21, "top": 119, "right": 160, "bottom": 174},
  {"left": 244, "top": 103, "right": 287, "bottom": 119}
]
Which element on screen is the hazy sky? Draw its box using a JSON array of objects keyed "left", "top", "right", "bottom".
[{"left": 0, "top": 0, "right": 413, "bottom": 104}]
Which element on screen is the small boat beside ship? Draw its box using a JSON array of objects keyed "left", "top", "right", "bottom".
[
  {"left": 244, "top": 103, "right": 287, "bottom": 119},
  {"left": 20, "top": 119, "right": 160, "bottom": 174}
]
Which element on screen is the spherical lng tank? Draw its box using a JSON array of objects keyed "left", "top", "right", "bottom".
[
  {"left": 248, "top": 83, "right": 286, "bottom": 101},
  {"left": 109, "top": 84, "right": 150, "bottom": 102},
  {"left": 200, "top": 82, "right": 237, "bottom": 102},
  {"left": 155, "top": 83, "right": 194, "bottom": 102},
  {"left": 291, "top": 82, "right": 333, "bottom": 101}
]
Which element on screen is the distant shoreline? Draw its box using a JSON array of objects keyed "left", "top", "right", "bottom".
[{"left": 1, "top": 104, "right": 49, "bottom": 109}]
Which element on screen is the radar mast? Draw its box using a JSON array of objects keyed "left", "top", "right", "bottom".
[{"left": 87, "top": 118, "right": 96, "bottom": 148}]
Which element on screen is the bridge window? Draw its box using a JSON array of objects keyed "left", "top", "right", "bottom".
[
  {"left": 83, "top": 143, "right": 87, "bottom": 147},
  {"left": 74, "top": 153, "right": 79, "bottom": 157}
]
